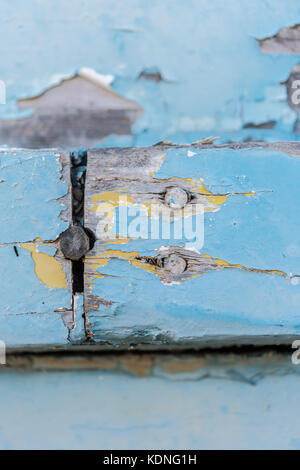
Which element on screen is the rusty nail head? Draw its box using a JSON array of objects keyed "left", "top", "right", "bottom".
[{"left": 59, "top": 225, "right": 90, "bottom": 261}]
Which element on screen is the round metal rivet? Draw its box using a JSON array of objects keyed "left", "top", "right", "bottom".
[
  {"left": 163, "top": 254, "right": 187, "bottom": 274},
  {"left": 165, "top": 187, "right": 188, "bottom": 209}
]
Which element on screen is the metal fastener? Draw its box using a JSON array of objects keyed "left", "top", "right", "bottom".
[
  {"left": 162, "top": 254, "right": 187, "bottom": 274},
  {"left": 165, "top": 187, "right": 189, "bottom": 209},
  {"left": 59, "top": 225, "right": 90, "bottom": 261}
]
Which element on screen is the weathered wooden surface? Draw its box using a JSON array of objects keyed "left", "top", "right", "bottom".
[
  {"left": 258, "top": 24, "right": 300, "bottom": 54},
  {"left": 1, "top": 349, "right": 295, "bottom": 375},
  {"left": 0, "top": 0, "right": 300, "bottom": 452},
  {"left": 0, "top": 150, "right": 74, "bottom": 347},
  {"left": 84, "top": 142, "right": 300, "bottom": 347},
  {"left": 0, "top": 70, "right": 142, "bottom": 149},
  {"left": 1, "top": 0, "right": 300, "bottom": 147},
  {"left": 0, "top": 351, "right": 300, "bottom": 449},
  {"left": 2, "top": 142, "right": 300, "bottom": 350}
]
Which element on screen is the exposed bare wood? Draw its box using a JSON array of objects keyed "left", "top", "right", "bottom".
[
  {"left": 2, "top": 350, "right": 295, "bottom": 382},
  {"left": 258, "top": 24, "right": 300, "bottom": 54},
  {"left": 0, "top": 73, "right": 142, "bottom": 148},
  {"left": 83, "top": 143, "right": 300, "bottom": 348}
]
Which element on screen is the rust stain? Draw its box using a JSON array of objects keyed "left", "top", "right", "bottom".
[
  {"left": 162, "top": 358, "right": 207, "bottom": 374},
  {"left": 33, "top": 357, "right": 118, "bottom": 371},
  {"left": 122, "top": 356, "right": 154, "bottom": 376}
]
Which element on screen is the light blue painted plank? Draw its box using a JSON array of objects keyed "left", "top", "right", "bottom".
[
  {"left": 157, "top": 146, "right": 300, "bottom": 272},
  {"left": 0, "top": 150, "right": 69, "bottom": 243},
  {"left": 0, "top": 1, "right": 299, "bottom": 144},
  {"left": 0, "top": 357, "right": 299, "bottom": 449},
  {"left": 0, "top": 150, "right": 72, "bottom": 348},
  {"left": 85, "top": 144, "right": 300, "bottom": 345},
  {"left": 0, "top": 245, "right": 70, "bottom": 346}
]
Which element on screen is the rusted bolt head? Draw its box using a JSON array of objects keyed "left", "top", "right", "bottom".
[
  {"left": 163, "top": 254, "right": 187, "bottom": 275},
  {"left": 165, "top": 187, "right": 189, "bottom": 209},
  {"left": 59, "top": 225, "right": 90, "bottom": 261}
]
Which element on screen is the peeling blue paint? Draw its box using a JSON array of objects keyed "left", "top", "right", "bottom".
[
  {"left": 0, "top": 150, "right": 68, "bottom": 243},
  {"left": 88, "top": 145, "right": 300, "bottom": 344},
  {"left": 0, "top": 150, "right": 71, "bottom": 347},
  {"left": 0, "top": 0, "right": 300, "bottom": 451},
  {"left": 0, "top": 1, "right": 299, "bottom": 144}
]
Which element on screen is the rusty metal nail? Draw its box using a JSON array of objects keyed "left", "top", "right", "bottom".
[
  {"left": 163, "top": 254, "right": 187, "bottom": 274},
  {"left": 165, "top": 187, "right": 189, "bottom": 209},
  {"left": 59, "top": 225, "right": 90, "bottom": 261}
]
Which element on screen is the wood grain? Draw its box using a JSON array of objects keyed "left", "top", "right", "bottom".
[
  {"left": 84, "top": 143, "right": 300, "bottom": 348},
  {"left": 0, "top": 74, "right": 142, "bottom": 149},
  {"left": 0, "top": 150, "right": 74, "bottom": 348}
]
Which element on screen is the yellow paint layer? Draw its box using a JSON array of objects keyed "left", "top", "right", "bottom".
[
  {"left": 86, "top": 248, "right": 159, "bottom": 283},
  {"left": 185, "top": 177, "right": 255, "bottom": 210},
  {"left": 202, "top": 254, "right": 286, "bottom": 277},
  {"left": 20, "top": 242, "right": 67, "bottom": 289},
  {"left": 90, "top": 191, "right": 135, "bottom": 239},
  {"left": 87, "top": 249, "right": 287, "bottom": 284},
  {"left": 88, "top": 180, "right": 255, "bottom": 241}
]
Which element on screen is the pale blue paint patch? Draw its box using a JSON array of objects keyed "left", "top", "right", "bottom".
[
  {"left": 0, "top": 150, "right": 68, "bottom": 243},
  {"left": 0, "top": 149, "right": 72, "bottom": 347},
  {"left": 88, "top": 259, "right": 300, "bottom": 343},
  {"left": 0, "top": 245, "right": 70, "bottom": 347},
  {"left": 0, "top": 1, "right": 299, "bottom": 142},
  {"left": 0, "top": 314, "right": 68, "bottom": 347},
  {"left": 0, "top": 366, "right": 299, "bottom": 449},
  {"left": 155, "top": 146, "right": 300, "bottom": 272},
  {"left": 88, "top": 145, "right": 300, "bottom": 344}
]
